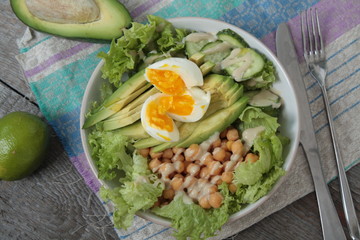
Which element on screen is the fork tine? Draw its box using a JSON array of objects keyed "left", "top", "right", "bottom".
[
  {"left": 307, "top": 9, "right": 314, "bottom": 56},
  {"left": 310, "top": 8, "right": 319, "bottom": 55},
  {"left": 315, "top": 9, "right": 324, "bottom": 56},
  {"left": 301, "top": 11, "right": 308, "bottom": 58}
]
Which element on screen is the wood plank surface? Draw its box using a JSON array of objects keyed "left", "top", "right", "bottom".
[
  {"left": 0, "top": 1, "right": 34, "bottom": 101},
  {"left": 0, "top": 1, "right": 359, "bottom": 239}
]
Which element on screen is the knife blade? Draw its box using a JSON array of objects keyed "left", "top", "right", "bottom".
[{"left": 276, "top": 23, "right": 346, "bottom": 240}]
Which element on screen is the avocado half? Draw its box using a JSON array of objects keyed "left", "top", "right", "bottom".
[{"left": 11, "top": 0, "right": 132, "bottom": 40}]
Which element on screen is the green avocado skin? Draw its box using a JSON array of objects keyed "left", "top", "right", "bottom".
[{"left": 10, "top": 0, "right": 132, "bottom": 40}]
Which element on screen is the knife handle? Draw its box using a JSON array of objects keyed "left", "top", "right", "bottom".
[{"left": 301, "top": 143, "right": 346, "bottom": 240}]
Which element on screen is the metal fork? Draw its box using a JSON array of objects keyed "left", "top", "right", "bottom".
[{"left": 301, "top": 8, "right": 360, "bottom": 240}]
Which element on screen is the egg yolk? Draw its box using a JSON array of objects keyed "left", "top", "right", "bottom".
[
  {"left": 146, "top": 68, "right": 186, "bottom": 95},
  {"left": 146, "top": 95, "right": 195, "bottom": 131}
]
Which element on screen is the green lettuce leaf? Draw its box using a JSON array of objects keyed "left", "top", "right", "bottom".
[
  {"left": 239, "top": 106, "right": 279, "bottom": 134},
  {"left": 97, "top": 40, "right": 138, "bottom": 88},
  {"left": 152, "top": 187, "right": 231, "bottom": 240},
  {"left": 233, "top": 131, "right": 285, "bottom": 186},
  {"left": 88, "top": 128, "right": 132, "bottom": 180},
  {"left": 100, "top": 153, "right": 164, "bottom": 229}
]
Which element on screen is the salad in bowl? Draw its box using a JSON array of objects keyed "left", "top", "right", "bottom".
[{"left": 80, "top": 15, "right": 300, "bottom": 239}]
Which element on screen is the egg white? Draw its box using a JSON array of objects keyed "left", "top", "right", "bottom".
[
  {"left": 145, "top": 58, "right": 203, "bottom": 88},
  {"left": 167, "top": 87, "right": 211, "bottom": 122}
]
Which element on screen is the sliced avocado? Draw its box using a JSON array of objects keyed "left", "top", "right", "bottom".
[
  {"left": 103, "top": 104, "right": 142, "bottom": 125},
  {"left": 189, "top": 52, "right": 205, "bottom": 65},
  {"left": 150, "top": 121, "right": 200, "bottom": 152},
  {"left": 133, "top": 137, "right": 163, "bottom": 149},
  {"left": 202, "top": 74, "right": 226, "bottom": 93},
  {"left": 103, "top": 112, "right": 140, "bottom": 131},
  {"left": 200, "top": 62, "right": 215, "bottom": 76},
  {"left": 225, "top": 84, "right": 244, "bottom": 106},
  {"left": 176, "top": 96, "right": 248, "bottom": 148},
  {"left": 218, "top": 76, "right": 235, "bottom": 94},
  {"left": 83, "top": 81, "right": 151, "bottom": 128},
  {"left": 116, "top": 121, "right": 149, "bottom": 139},
  {"left": 102, "top": 70, "right": 148, "bottom": 108},
  {"left": 11, "top": 0, "right": 131, "bottom": 40},
  {"left": 107, "top": 87, "right": 159, "bottom": 120}
]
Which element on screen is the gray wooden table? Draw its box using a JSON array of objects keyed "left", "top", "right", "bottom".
[{"left": 1, "top": 1, "right": 359, "bottom": 239}]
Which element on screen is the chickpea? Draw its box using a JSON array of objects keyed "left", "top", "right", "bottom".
[
  {"left": 148, "top": 158, "right": 161, "bottom": 172},
  {"left": 224, "top": 151, "right": 231, "bottom": 162},
  {"left": 245, "top": 153, "right": 259, "bottom": 163},
  {"left": 162, "top": 148, "right": 174, "bottom": 159},
  {"left": 226, "top": 128, "right": 239, "bottom": 141},
  {"left": 186, "top": 163, "right": 200, "bottom": 177},
  {"left": 213, "top": 147, "right": 226, "bottom": 162},
  {"left": 174, "top": 173, "right": 184, "bottom": 179},
  {"left": 208, "top": 184, "right": 218, "bottom": 194},
  {"left": 228, "top": 183, "right": 237, "bottom": 193},
  {"left": 162, "top": 158, "right": 172, "bottom": 163},
  {"left": 220, "top": 129, "right": 228, "bottom": 139},
  {"left": 220, "top": 139, "right": 228, "bottom": 150},
  {"left": 231, "top": 140, "right": 244, "bottom": 155},
  {"left": 199, "top": 196, "right": 211, "bottom": 209},
  {"left": 163, "top": 188, "right": 175, "bottom": 200},
  {"left": 172, "top": 147, "right": 185, "bottom": 155},
  {"left": 150, "top": 148, "right": 163, "bottom": 159},
  {"left": 226, "top": 140, "right": 234, "bottom": 152},
  {"left": 209, "top": 192, "right": 223, "bottom": 208},
  {"left": 200, "top": 166, "right": 210, "bottom": 179},
  {"left": 184, "top": 175, "right": 197, "bottom": 188},
  {"left": 172, "top": 153, "right": 185, "bottom": 162},
  {"left": 208, "top": 161, "right": 223, "bottom": 176},
  {"left": 171, "top": 177, "right": 184, "bottom": 191},
  {"left": 173, "top": 160, "right": 185, "bottom": 173},
  {"left": 152, "top": 200, "right": 160, "bottom": 208},
  {"left": 184, "top": 144, "right": 200, "bottom": 161},
  {"left": 221, "top": 171, "right": 233, "bottom": 184},
  {"left": 212, "top": 138, "right": 221, "bottom": 148},
  {"left": 138, "top": 148, "right": 150, "bottom": 158},
  {"left": 223, "top": 160, "right": 236, "bottom": 172},
  {"left": 202, "top": 153, "right": 213, "bottom": 166}
]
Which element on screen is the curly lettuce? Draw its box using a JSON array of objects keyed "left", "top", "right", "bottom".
[{"left": 98, "top": 15, "right": 189, "bottom": 87}]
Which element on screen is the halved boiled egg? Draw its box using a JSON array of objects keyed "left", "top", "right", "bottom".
[
  {"left": 141, "top": 93, "right": 180, "bottom": 142},
  {"left": 145, "top": 58, "right": 203, "bottom": 95},
  {"left": 141, "top": 58, "right": 211, "bottom": 142}
]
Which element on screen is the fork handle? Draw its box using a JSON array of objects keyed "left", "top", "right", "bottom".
[{"left": 321, "top": 86, "right": 360, "bottom": 240}]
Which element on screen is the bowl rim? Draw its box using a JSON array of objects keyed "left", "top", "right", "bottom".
[{"left": 80, "top": 16, "right": 301, "bottom": 228}]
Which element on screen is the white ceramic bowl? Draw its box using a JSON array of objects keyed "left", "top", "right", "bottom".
[{"left": 80, "top": 17, "right": 300, "bottom": 227}]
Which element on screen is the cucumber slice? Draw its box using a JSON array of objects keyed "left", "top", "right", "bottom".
[
  {"left": 222, "top": 48, "right": 264, "bottom": 82},
  {"left": 185, "top": 32, "right": 216, "bottom": 57},
  {"left": 216, "top": 29, "right": 249, "bottom": 48},
  {"left": 200, "top": 40, "right": 232, "bottom": 64},
  {"left": 248, "top": 89, "right": 281, "bottom": 108}
]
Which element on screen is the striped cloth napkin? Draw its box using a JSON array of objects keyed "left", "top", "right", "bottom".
[{"left": 15, "top": 0, "right": 360, "bottom": 239}]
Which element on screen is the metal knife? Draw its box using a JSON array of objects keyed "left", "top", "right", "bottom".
[{"left": 276, "top": 23, "right": 346, "bottom": 240}]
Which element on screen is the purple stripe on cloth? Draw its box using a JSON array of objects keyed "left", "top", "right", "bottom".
[
  {"left": 24, "top": 42, "right": 93, "bottom": 78},
  {"left": 130, "top": 0, "right": 163, "bottom": 18},
  {"left": 70, "top": 153, "right": 101, "bottom": 193},
  {"left": 261, "top": 0, "right": 360, "bottom": 59}
]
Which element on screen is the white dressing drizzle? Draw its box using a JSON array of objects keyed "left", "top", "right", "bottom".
[{"left": 185, "top": 32, "right": 217, "bottom": 42}]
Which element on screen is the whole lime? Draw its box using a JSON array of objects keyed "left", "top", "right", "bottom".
[{"left": 0, "top": 111, "right": 50, "bottom": 181}]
